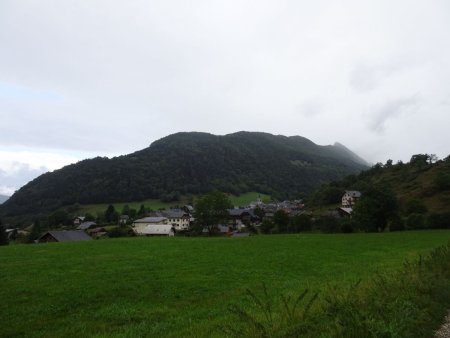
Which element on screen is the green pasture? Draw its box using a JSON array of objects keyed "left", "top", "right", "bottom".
[
  {"left": 77, "top": 191, "right": 269, "bottom": 216},
  {"left": 1, "top": 231, "right": 449, "bottom": 337}
]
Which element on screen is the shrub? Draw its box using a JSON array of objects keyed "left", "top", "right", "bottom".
[
  {"left": 290, "top": 214, "right": 312, "bottom": 232},
  {"left": 339, "top": 218, "right": 355, "bottom": 233},
  {"left": 406, "top": 213, "right": 426, "bottom": 230},
  {"left": 224, "top": 284, "right": 319, "bottom": 338},
  {"left": 224, "top": 244, "right": 450, "bottom": 338},
  {"left": 434, "top": 172, "right": 450, "bottom": 191},
  {"left": 427, "top": 212, "right": 450, "bottom": 229},
  {"left": 389, "top": 215, "right": 405, "bottom": 231},
  {"left": 322, "top": 244, "right": 450, "bottom": 338},
  {"left": 107, "top": 226, "right": 133, "bottom": 238},
  {"left": 404, "top": 198, "right": 428, "bottom": 215},
  {"left": 260, "top": 219, "right": 275, "bottom": 234},
  {"left": 0, "top": 225, "right": 9, "bottom": 245},
  {"left": 315, "top": 216, "right": 340, "bottom": 233}
]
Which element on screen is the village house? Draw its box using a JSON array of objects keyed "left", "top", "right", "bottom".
[
  {"left": 38, "top": 230, "right": 92, "bottom": 243},
  {"left": 228, "top": 208, "right": 260, "bottom": 227},
  {"left": 342, "top": 191, "right": 362, "bottom": 207},
  {"left": 76, "top": 221, "right": 97, "bottom": 231},
  {"left": 132, "top": 217, "right": 175, "bottom": 236},
  {"left": 73, "top": 216, "right": 86, "bottom": 226},
  {"left": 151, "top": 209, "right": 190, "bottom": 231},
  {"left": 337, "top": 207, "right": 353, "bottom": 217}
]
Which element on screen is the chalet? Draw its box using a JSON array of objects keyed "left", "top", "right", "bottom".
[
  {"left": 151, "top": 209, "right": 190, "bottom": 231},
  {"left": 73, "top": 216, "right": 86, "bottom": 226},
  {"left": 77, "top": 221, "right": 97, "bottom": 231},
  {"left": 338, "top": 207, "right": 353, "bottom": 217},
  {"left": 132, "top": 217, "right": 175, "bottom": 236},
  {"left": 342, "top": 191, "right": 362, "bottom": 207},
  {"left": 38, "top": 231, "right": 92, "bottom": 243},
  {"left": 228, "top": 208, "right": 260, "bottom": 225},
  {"left": 119, "top": 215, "right": 130, "bottom": 224},
  {"left": 182, "top": 205, "right": 194, "bottom": 215}
]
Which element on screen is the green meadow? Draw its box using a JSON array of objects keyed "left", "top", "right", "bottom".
[
  {"left": 77, "top": 192, "right": 270, "bottom": 216},
  {"left": 1, "top": 231, "right": 449, "bottom": 337}
]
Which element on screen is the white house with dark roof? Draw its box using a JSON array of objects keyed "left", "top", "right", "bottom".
[
  {"left": 151, "top": 209, "right": 190, "bottom": 231},
  {"left": 132, "top": 217, "right": 175, "bottom": 236},
  {"left": 164, "top": 209, "right": 190, "bottom": 231},
  {"left": 342, "top": 191, "right": 362, "bottom": 207}
]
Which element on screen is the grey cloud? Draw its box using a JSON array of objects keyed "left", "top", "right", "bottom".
[
  {"left": 0, "top": 163, "right": 48, "bottom": 195},
  {"left": 350, "top": 64, "right": 386, "bottom": 92},
  {"left": 349, "top": 60, "right": 411, "bottom": 93},
  {"left": 368, "top": 95, "right": 420, "bottom": 133},
  {"left": 296, "top": 99, "right": 324, "bottom": 117}
]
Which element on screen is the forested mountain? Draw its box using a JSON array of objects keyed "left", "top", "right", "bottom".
[{"left": 0, "top": 131, "right": 368, "bottom": 217}]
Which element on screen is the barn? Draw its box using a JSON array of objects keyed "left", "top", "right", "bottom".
[{"left": 38, "top": 231, "right": 93, "bottom": 243}]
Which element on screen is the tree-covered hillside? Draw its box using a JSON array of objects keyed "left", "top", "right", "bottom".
[
  {"left": 0, "top": 131, "right": 368, "bottom": 217},
  {"left": 310, "top": 154, "right": 450, "bottom": 214}
]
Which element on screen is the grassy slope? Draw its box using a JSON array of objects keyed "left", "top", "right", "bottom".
[
  {"left": 368, "top": 161, "right": 450, "bottom": 213},
  {"left": 1, "top": 231, "right": 449, "bottom": 337},
  {"left": 77, "top": 192, "right": 270, "bottom": 216}
]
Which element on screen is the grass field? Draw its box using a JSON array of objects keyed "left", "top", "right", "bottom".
[
  {"left": 77, "top": 192, "right": 270, "bottom": 216},
  {"left": 1, "top": 231, "right": 449, "bottom": 337}
]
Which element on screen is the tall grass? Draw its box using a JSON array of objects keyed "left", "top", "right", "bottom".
[
  {"left": 224, "top": 284, "right": 319, "bottom": 337},
  {"left": 226, "top": 243, "right": 450, "bottom": 337}
]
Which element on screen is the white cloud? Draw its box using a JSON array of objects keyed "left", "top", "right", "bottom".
[{"left": 0, "top": 148, "right": 118, "bottom": 194}]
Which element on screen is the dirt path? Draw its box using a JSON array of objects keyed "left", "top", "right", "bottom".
[{"left": 435, "top": 311, "right": 450, "bottom": 338}]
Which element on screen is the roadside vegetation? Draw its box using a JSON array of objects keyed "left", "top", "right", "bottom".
[{"left": 226, "top": 242, "right": 450, "bottom": 337}]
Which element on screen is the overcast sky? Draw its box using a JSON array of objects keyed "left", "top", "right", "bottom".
[{"left": 1, "top": 0, "right": 449, "bottom": 195}]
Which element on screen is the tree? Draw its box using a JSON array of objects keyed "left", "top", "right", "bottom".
[
  {"left": 406, "top": 213, "right": 426, "bottom": 230},
  {"left": 194, "top": 190, "right": 232, "bottom": 236},
  {"left": 0, "top": 219, "right": 8, "bottom": 246},
  {"left": 84, "top": 213, "right": 96, "bottom": 221},
  {"left": 273, "top": 210, "right": 289, "bottom": 233},
  {"left": 404, "top": 199, "right": 428, "bottom": 216},
  {"left": 253, "top": 206, "right": 265, "bottom": 219},
  {"left": 428, "top": 154, "right": 438, "bottom": 164},
  {"left": 352, "top": 185, "right": 399, "bottom": 232},
  {"left": 104, "top": 205, "right": 119, "bottom": 224},
  {"left": 121, "top": 204, "right": 130, "bottom": 216},
  {"left": 410, "top": 154, "right": 429, "bottom": 167},
  {"left": 434, "top": 172, "right": 450, "bottom": 191},
  {"left": 291, "top": 214, "right": 312, "bottom": 232},
  {"left": 138, "top": 204, "right": 146, "bottom": 217},
  {"left": 28, "top": 219, "right": 42, "bottom": 243},
  {"left": 47, "top": 210, "right": 69, "bottom": 228},
  {"left": 260, "top": 219, "right": 275, "bottom": 234},
  {"left": 128, "top": 208, "right": 137, "bottom": 219}
]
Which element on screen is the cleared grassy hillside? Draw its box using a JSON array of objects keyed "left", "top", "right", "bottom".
[{"left": 77, "top": 191, "right": 270, "bottom": 216}]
